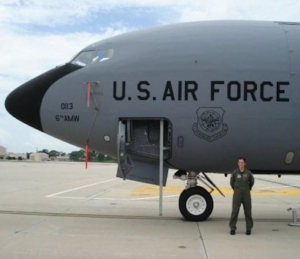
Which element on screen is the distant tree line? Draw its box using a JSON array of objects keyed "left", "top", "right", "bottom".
[
  {"left": 68, "top": 149, "right": 116, "bottom": 162},
  {"left": 38, "top": 149, "right": 66, "bottom": 157},
  {"left": 37, "top": 149, "right": 116, "bottom": 163}
]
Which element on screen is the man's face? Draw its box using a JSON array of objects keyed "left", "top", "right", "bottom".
[{"left": 238, "top": 159, "right": 246, "bottom": 169}]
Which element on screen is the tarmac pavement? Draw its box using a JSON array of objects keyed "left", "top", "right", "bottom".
[{"left": 0, "top": 161, "right": 299, "bottom": 259}]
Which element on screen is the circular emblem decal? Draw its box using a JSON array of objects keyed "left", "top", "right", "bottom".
[
  {"left": 199, "top": 110, "right": 221, "bottom": 132},
  {"left": 192, "top": 107, "right": 229, "bottom": 143}
]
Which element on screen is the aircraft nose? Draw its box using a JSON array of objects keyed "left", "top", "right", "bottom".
[
  {"left": 5, "top": 63, "right": 82, "bottom": 132},
  {"left": 5, "top": 77, "right": 46, "bottom": 132}
]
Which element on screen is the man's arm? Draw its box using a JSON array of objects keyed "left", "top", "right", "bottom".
[
  {"left": 230, "top": 171, "right": 235, "bottom": 189},
  {"left": 249, "top": 171, "right": 255, "bottom": 190}
]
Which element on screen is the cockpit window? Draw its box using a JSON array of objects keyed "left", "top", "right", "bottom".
[
  {"left": 91, "top": 49, "right": 114, "bottom": 64},
  {"left": 70, "top": 48, "right": 114, "bottom": 67},
  {"left": 70, "top": 50, "right": 94, "bottom": 67}
]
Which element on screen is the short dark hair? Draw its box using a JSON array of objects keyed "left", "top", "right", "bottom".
[{"left": 238, "top": 157, "right": 247, "bottom": 163}]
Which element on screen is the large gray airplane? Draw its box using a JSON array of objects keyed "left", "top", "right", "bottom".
[{"left": 5, "top": 20, "right": 300, "bottom": 221}]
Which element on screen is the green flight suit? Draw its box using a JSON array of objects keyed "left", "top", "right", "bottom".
[{"left": 229, "top": 168, "right": 255, "bottom": 231}]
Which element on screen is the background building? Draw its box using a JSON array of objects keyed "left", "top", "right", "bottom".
[
  {"left": 0, "top": 145, "right": 6, "bottom": 159},
  {"left": 30, "top": 152, "right": 49, "bottom": 162},
  {"left": 53, "top": 155, "right": 70, "bottom": 162},
  {"left": 7, "top": 153, "right": 26, "bottom": 160}
]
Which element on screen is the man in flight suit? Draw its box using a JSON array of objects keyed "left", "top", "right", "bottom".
[{"left": 229, "top": 157, "right": 255, "bottom": 235}]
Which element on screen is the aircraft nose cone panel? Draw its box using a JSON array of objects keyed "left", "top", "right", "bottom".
[{"left": 5, "top": 63, "right": 82, "bottom": 132}]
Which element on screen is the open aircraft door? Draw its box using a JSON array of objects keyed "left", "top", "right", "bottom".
[{"left": 116, "top": 119, "right": 171, "bottom": 186}]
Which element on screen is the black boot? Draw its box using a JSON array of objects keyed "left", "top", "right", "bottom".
[
  {"left": 246, "top": 230, "right": 251, "bottom": 235},
  {"left": 230, "top": 230, "right": 235, "bottom": 235}
]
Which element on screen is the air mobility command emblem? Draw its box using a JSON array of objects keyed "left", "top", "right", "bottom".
[{"left": 192, "top": 107, "right": 228, "bottom": 142}]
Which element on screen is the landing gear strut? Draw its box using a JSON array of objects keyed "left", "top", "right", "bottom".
[{"left": 174, "top": 171, "right": 225, "bottom": 221}]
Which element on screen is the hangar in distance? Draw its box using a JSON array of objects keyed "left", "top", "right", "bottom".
[{"left": 5, "top": 20, "right": 300, "bottom": 221}]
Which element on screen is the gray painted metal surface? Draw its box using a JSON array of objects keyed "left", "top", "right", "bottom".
[{"left": 6, "top": 20, "right": 300, "bottom": 185}]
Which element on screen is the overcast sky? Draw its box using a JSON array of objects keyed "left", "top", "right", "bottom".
[{"left": 1, "top": 0, "right": 299, "bottom": 154}]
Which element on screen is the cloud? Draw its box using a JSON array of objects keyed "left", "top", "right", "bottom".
[
  {"left": 0, "top": 3, "right": 134, "bottom": 153},
  {"left": 0, "top": 75, "right": 23, "bottom": 94},
  {"left": 0, "top": 128, "right": 12, "bottom": 149},
  {"left": 0, "top": 128, "right": 11, "bottom": 138},
  {"left": 0, "top": 0, "right": 179, "bottom": 26},
  {"left": 175, "top": 0, "right": 300, "bottom": 22},
  {"left": 0, "top": 1, "right": 99, "bottom": 26},
  {"left": 0, "top": 99, "right": 80, "bottom": 153},
  {"left": 1, "top": 0, "right": 299, "bottom": 153},
  {"left": 1, "top": 0, "right": 300, "bottom": 28},
  {"left": 0, "top": 24, "right": 133, "bottom": 80},
  {"left": 24, "top": 131, "right": 78, "bottom": 153}
]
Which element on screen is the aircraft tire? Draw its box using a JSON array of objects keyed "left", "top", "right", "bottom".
[{"left": 179, "top": 186, "right": 213, "bottom": 221}]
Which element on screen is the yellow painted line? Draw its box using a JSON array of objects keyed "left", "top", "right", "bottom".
[
  {"left": 130, "top": 186, "right": 300, "bottom": 197},
  {"left": 252, "top": 189, "right": 300, "bottom": 196},
  {"left": 130, "top": 186, "right": 184, "bottom": 197}
]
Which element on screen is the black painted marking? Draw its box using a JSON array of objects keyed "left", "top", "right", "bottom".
[
  {"left": 162, "top": 81, "right": 175, "bottom": 100},
  {"left": 113, "top": 81, "right": 126, "bottom": 100},
  {"left": 211, "top": 80, "right": 290, "bottom": 102},
  {"left": 5, "top": 63, "right": 82, "bottom": 132},
  {"left": 61, "top": 103, "right": 73, "bottom": 110},
  {"left": 55, "top": 115, "right": 79, "bottom": 122},
  {"left": 227, "top": 81, "right": 241, "bottom": 101},
  {"left": 110, "top": 80, "right": 290, "bottom": 102},
  {"left": 260, "top": 82, "right": 273, "bottom": 101},
  {"left": 163, "top": 81, "right": 198, "bottom": 101},
  {"left": 184, "top": 81, "right": 198, "bottom": 100},
  {"left": 244, "top": 81, "right": 257, "bottom": 101},
  {"left": 276, "top": 82, "right": 289, "bottom": 102},
  {"left": 137, "top": 81, "right": 150, "bottom": 100},
  {"left": 211, "top": 81, "right": 224, "bottom": 101},
  {"left": 64, "top": 115, "right": 79, "bottom": 122},
  {"left": 178, "top": 81, "right": 182, "bottom": 101}
]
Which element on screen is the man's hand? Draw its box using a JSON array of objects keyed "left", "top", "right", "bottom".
[{"left": 230, "top": 172, "right": 235, "bottom": 190}]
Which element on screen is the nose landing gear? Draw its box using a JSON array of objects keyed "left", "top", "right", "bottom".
[{"left": 174, "top": 171, "right": 225, "bottom": 221}]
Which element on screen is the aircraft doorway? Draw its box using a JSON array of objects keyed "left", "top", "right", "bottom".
[
  {"left": 122, "top": 119, "right": 172, "bottom": 160},
  {"left": 116, "top": 119, "right": 172, "bottom": 186}
]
